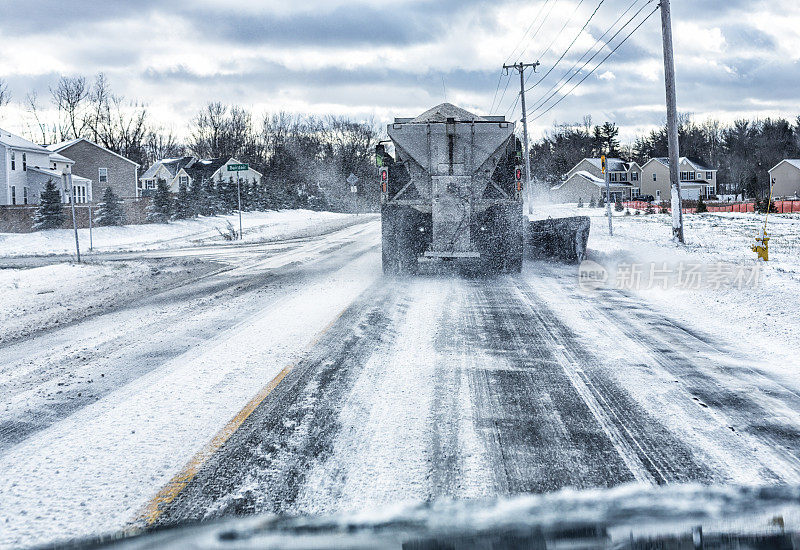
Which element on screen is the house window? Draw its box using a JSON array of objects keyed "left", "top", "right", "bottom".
[
  {"left": 22, "top": 153, "right": 26, "bottom": 171},
  {"left": 147, "top": 179, "right": 156, "bottom": 189},
  {"left": 631, "top": 172, "right": 639, "bottom": 182},
  {"left": 656, "top": 190, "right": 661, "bottom": 199},
  {"left": 99, "top": 167, "right": 108, "bottom": 183},
  {"left": 706, "top": 171, "right": 713, "bottom": 180},
  {"left": 10, "top": 151, "right": 15, "bottom": 170},
  {"left": 619, "top": 172, "right": 627, "bottom": 182},
  {"left": 23, "top": 187, "right": 28, "bottom": 205},
  {"left": 179, "top": 175, "right": 189, "bottom": 186},
  {"left": 52, "top": 162, "right": 56, "bottom": 170},
  {"left": 610, "top": 172, "right": 618, "bottom": 182},
  {"left": 652, "top": 173, "right": 657, "bottom": 181},
  {"left": 11, "top": 186, "right": 16, "bottom": 205},
  {"left": 680, "top": 171, "right": 696, "bottom": 181},
  {"left": 696, "top": 172, "right": 702, "bottom": 180}
]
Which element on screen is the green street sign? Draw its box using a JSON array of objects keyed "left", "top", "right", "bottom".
[{"left": 227, "top": 163, "right": 249, "bottom": 172}]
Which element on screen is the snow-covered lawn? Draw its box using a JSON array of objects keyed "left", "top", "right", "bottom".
[
  {"left": 534, "top": 204, "right": 800, "bottom": 378},
  {"left": 0, "top": 260, "right": 216, "bottom": 345},
  {"left": 0, "top": 209, "right": 371, "bottom": 257}
]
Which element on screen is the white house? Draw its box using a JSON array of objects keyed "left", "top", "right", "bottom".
[
  {"left": 0, "top": 128, "right": 92, "bottom": 205},
  {"left": 139, "top": 156, "right": 262, "bottom": 196},
  {"left": 551, "top": 170, "right": 632, "bottom": 203},
  {"left": 552, "top": 157, "right": 641, "bottom": 203}
]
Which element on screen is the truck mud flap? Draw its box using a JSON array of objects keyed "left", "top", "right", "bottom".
[{"left": 525, "top": 216, "right": 590, "bottom": 264}]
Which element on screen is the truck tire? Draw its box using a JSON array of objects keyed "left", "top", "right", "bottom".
[
  {"left": 502, "top": 204, "right": 524, "bottom": 273},
  {"left": 381, "top": 205, "right": 399, "bottom": 274}
]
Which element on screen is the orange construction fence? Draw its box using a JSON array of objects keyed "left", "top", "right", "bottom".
[{"left": 621, "top": 199, "right": 800, "bottom": 214}]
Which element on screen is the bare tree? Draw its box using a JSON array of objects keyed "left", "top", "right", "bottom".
[
  {"left": 145, "top": 128, "right": 185, "bottom": 167},
  {"left": 25, "top": 91, "right": 57, "bottom": 144},
  {"left": 0, "top": 79, "right": 10, "bottom": 108},
  {"left": 50, "top": 75, "right": 88, "bottom": 140},
  {"left": 84, "top": 73, "right": 112, "bottom": 142}
]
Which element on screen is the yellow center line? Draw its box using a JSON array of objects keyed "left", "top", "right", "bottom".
[{"left": 130, "top": 304, "right": 350, "bottom": 530}]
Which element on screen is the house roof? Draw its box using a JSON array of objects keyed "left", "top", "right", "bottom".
[
  {"left": 582, "top": 157, "right": 631, "bottom": 172},
  {"left": 552, "top": 170, "right": 631, "bottom": 190},
  {"left": 185, "top": 157, "right": 228, "bottom": 181},
  {"left": 48, "top": 152, "right": 75, "bottom": 164},
  {"left": 141, "top": 156, "right": 196, "bottom": 180},
  {"left": 769, "top": 159, "right": 800, "bottom": 172},
  {"left": 0, "top": 128, "right": 52, "bottom": 154},
  {"left": 648, "top": 156, "right": 715, "bottom": 171},
  {"left": 29, "top": 166, "right": 91, "bottom": 183},
  {"left": 47, "top": 137, "right": 141, "bottom": 167}
]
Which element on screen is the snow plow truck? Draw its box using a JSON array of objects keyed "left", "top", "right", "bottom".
[{"left": 377, "top": 103, "right": 588, "bottom": 274}]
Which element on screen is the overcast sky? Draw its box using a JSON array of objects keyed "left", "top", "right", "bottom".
[{"left": 1, "top": 0, "right": 799, "bottom": 142}]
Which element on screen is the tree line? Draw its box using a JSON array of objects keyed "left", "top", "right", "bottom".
[
  {"left": 0, "top": 74, "right": 382, "bottom": 213},
  {"left": 531, "top": 115, "right": 800, "bottom": 199}
]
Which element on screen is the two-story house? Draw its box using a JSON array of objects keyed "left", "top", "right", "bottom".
[
  {"left": 551, "top": 157, "right": 641, "bottom": 203},
  {"left": 139, "top": 156, "right": 262, "bottom": 196},
  {"left": 1, "top": 128, "right": 92, "bottom": 206},
  {"left": 767, "top": 160, "right": 800, "bottom": 199},
  {"left": 638, "top": 157, "right": 718, "bottom": 201},
  {"left": 47, "top": 138, "right": 140, "bottom": 200}
]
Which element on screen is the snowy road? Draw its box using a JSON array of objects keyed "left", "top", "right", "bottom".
[{"left": 3, "top": 217, "right": 800, "bottom": 548}]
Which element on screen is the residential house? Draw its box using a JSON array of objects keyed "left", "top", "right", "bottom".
[
  {"left": 0, "top": 128, "right": 92, "bottom": 206},
  {"left": 552, "top": 157, "right": 642, "bottom": 203},
  {"left": 139, "top": 156, "right": 262, "bottom": 196},
  {"left": 767, "top": 160, "right": 800, "bottom": 199},
  {"left": 638, "top": 157, "right": 718, "bottom": 202},
  {"left": 47, "top": 138, "right": 140, "bottom": 200},
  {"left": 550, "top": 170, "right": 631, "bottom": 203}
]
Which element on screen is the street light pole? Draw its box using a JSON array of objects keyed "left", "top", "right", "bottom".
[{"left": 65, "top": 168, "right": 81, "bottom": 262}]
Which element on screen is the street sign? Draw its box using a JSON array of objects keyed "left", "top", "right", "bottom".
[
  {"left": 350, "top": 186, "right": 358, "bottom": 194},
  {"left": 227, "top": 163, "right": 249, "bottom": 172},
  {"left": 347, "top": 173, "right": 359, "bottom": 185}
]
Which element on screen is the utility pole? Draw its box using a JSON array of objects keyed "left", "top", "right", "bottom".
[
  {"left": 503, "top": 61, "right": 540, "bottom": 215},
  {"left": 659, "top": 0, "right": 684, "bottom": 243},
  {"left": 602, "top": 155, "right": 613, "bottom": 236}
]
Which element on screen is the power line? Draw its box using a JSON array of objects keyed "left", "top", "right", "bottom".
[
  {"left": 503, "top": 0, "right": 554, "bottom": 66},
  {"left": 516, "top": 0, "right": 562, "bottom": 62},
  {"left": 534, "top": 0, "right": 588, "bottom": 63},
  {"left": 524, "top": 0, "right": 607, "bottom": 93},
  {"left": 529, "top": 4, "right": 659, "bottom": 122},
  {"left": 488, "top": 69, "right": 506, "bottom": 113},
  {"left": 527, "top": 0, "right": 655, "bottom": 116},
  {"left": 490, "top": 0, "right": 555, "bottom": 113}
]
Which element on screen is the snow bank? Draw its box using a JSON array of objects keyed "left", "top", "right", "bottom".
[{"left": 0, "top": 210, "right": 371, "bottom": 257}]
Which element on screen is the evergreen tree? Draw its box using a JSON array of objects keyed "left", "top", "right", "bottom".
[
  {"left": 94, "top": 186, "right": 125, "bottom": 226},
  {"left": 172, "top": 176, "right": 193, "bottom": 220},
  {"left": 147, "top": 178, "right": 172, "bottom": 223},
  {"left": 577, "top": 197, "right": 584, "bottom": 208},
  {"left": 32, "top": 179, "right": 65, "bottom": 230},
  {"left": 614, "top": 199, "right": 624, "bottom": 212},
  {"left": 696, "top": 194, "right": 708, "bottom": 213},
  {"left": 199, "top": 177, "right": 217, "bottom": 216},
  {"left": 588, "top": 196, "right": 597, "bottom": 208}
]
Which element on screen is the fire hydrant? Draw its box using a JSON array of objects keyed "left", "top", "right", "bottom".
[{"left": 752, "top": 234, "right": 769, "bottom": 261}]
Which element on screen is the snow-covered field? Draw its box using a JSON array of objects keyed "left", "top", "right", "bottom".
[
  {"left": 535, "top": 204, "right": 800, "bottom": 377},
  {"left": 0, "top": 209, "right": 369, "bottom": 257}
]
